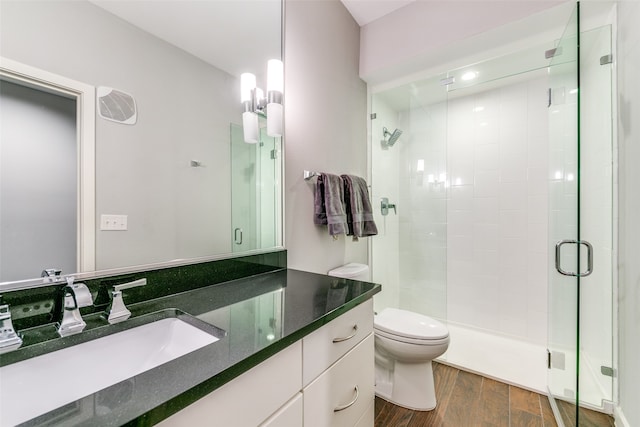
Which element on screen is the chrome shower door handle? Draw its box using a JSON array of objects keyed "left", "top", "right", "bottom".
[
  {"left": 234, "top": 228, "right": 243, "bottom": 245},
  {"left": 555, "top": 239, "right": 593, "bottom": 277}
]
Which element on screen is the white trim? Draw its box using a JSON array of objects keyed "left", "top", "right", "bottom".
[
  {"left": 615, "top": 406, "right": 631, "bottom": 427},
  {"left": 0, "top": 57, "right": 96, "bottom": 272}
]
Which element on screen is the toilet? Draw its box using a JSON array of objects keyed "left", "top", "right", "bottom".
[
  {"left": 327, "top": 263, "right": 450, "bottom": 411},
  {"left": 374, "top": 308, "right": 450, "bottom": 411}
]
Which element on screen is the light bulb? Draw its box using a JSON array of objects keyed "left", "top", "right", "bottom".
[
  {"left": 267, "top": 59, "right": 283, "bottom": 93},
  {"left": 461, "top": 71, "right": 477, "bottom": 81},
  {"left": 267, "top": 103, "right": 283, "bottom": 137},
  {"left": 242, "top": 111, "right": 259, "bottom": 143},
  {"left": 240, "top": 73, "right": 256, "bottom": 103}
]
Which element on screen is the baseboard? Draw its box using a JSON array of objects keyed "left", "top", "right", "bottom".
[{"left": 615, "top": 406, "right": 631, "bottom": 427}]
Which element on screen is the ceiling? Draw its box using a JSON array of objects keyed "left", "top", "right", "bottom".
[
  {"left": 88, "top": 0, "right": 281, "bottom": 77},
  {"left": 340, "top": 0, "right": 416, "bottom": 26}
]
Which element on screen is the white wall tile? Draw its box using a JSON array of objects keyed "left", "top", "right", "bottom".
[
  {"left": 472, "top": 223, "right": 500, "bottom": 251},
  {"left": 475, "top": 170, "right": 500, "bottom": 197},
  {"left": 448, "top": 209, "right": 474, "bottom": 236},
  {"left": 499, "top": 182, "right": 527, "bottom": 210},
  {"left": 383, "top": 73, "right": 550, "bottom": 346},
  {"left": 500, "top": 210, "right": 527, "bottom": 238},
  {"left": 473, "top": 197, "right": 500, "bottom": 224},
  {"left": 475, "top": 143, "right": 500, "bottom": 171}
]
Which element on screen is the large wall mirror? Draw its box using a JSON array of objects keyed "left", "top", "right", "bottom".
[{"left": 0, "top": 0, "right": 283, "bottom": 287}]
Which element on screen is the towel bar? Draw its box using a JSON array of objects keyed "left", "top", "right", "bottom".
[{"left": 304, "top": 170, "right": 319, "bottom": 180}]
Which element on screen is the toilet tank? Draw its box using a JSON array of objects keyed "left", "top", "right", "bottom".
[{"left": 327, "top": 263, "right": 370, "bottom": 281}]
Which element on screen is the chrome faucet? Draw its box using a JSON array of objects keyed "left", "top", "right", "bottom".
[
  {"left": 0, "top": 301, "right": 23, "bottom": 354},
  {"left": 105, "top": 278, "right": 147, "bottom": 324},
  {"left": 56, "top": 278, "right": 94, "bottom": 337},
  {"left": 41, "top": 268, "right": 62, "bottom": 283}
]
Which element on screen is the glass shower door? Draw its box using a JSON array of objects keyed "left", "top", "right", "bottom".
[
  {"left": 547, "top": 3, "right": 581, "bottom": 425},
  {"left": 230, "top": 122, "right": 281, "bottom": 252}
]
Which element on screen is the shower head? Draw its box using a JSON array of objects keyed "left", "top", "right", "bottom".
[{"left": 382, "top": 127, "right": 402, "bottom": 148}]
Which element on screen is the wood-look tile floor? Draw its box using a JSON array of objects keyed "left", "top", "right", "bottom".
[{"left": 374, "top": 362, "right": 614, "bottom": 427}]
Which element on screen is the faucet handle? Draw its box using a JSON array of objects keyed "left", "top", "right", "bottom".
[
  {"left": 114, "top": 278, "right": 147, "bottom": 292},
  {"left": 41, "top": 268, "right": 62, "bottom": 283},
  {"left": 0, "top": 303, "right": 23, "bottom": 354},
  {"left": 105, "top": 278, "right": 147, "bottom": 324}
]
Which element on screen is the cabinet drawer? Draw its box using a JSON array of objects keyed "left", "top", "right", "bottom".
[
  {"left": 303, "top": 334, "right": 374, "bottom": 427},
  {"left": 259, "top": 393, "right": 303, "bottom": 427},
  {"left": 303, "top": 299, "right": 373, "bottom": 385},
  {"left": 158, "top": 341, "right": 302, "bottom": 427}
]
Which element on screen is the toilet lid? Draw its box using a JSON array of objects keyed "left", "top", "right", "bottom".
[{"left": 374, "top": 308, "right": 449, "bottom": 340}]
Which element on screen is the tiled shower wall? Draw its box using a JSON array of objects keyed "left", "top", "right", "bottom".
[
  {"left": 385, "top": 75, "right": 550, "bottom": 345},
  {"left": 397, "top": 100, "right": 448, "bottom": 320},
  {"left": 444, "top": 76, "right": 549, "bottom": 345}
]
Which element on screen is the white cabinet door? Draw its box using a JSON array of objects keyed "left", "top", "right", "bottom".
[
  {"left": 303, "top": 300, "right": 373, "bottom": 386},
  {"left": 353, "top": 399, "right": 374, "bottom": 427},
  {"left": 259, "top": 393, "right": 303, "bottom": 427},
  {"left": 158, "top": 341, "right": 302, "bottom": 427},
  {"left": 303, "top": 334, "right": 374, "bottom": 427}
]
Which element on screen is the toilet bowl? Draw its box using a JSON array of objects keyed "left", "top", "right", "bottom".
[{"left": 374, "top": 308, "right": 450, "bottom": 411}]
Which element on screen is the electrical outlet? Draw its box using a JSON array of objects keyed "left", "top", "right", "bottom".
[{"left": 100, "top": 214, "right": 128, "bottom": 231}]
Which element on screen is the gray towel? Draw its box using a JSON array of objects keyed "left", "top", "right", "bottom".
[
  {"left": 314, "top": 173, "right": 347, "bottom": 236},
  {"left": 341, "top": 174, "right": 378, "bottom": 239}
]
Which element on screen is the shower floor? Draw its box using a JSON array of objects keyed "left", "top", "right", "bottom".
[
  {"left": 436, "top": 324, "right": 613, "bottom": 414},
  {"left": 436, "top": 323, "right": 548, "bottom": 394}
]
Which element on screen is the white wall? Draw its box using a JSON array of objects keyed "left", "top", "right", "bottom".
[
  {"left": 616, "top": 1, "right": 640, "bottom": 425},
  {"left": 360, "top": 1, "right": 569, "bottom": 86},
  {"left": 284, "top": 0, "right": 368, "bottom": 274},
  {"left": 1, "top": 1, "right": 236, "bottom": 270}
]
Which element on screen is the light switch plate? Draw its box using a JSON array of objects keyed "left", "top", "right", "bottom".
[{"left": 100, "top": 214, "right": 127, "bottom": 231}]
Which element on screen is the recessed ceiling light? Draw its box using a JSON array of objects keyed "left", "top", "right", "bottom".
[{"left": 461, "top": 71, "right": 477, "bottom": 81}]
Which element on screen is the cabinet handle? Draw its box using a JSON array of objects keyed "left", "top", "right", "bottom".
[
  {"left": 334, "top": 386, "right": 359, "bottom": 412},
  {"left": 332, "top": 325, "right": 358, "bottom": 343}
]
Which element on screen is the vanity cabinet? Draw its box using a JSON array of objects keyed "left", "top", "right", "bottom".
[
  {"left": 157, "top": 299, "right": 374, "bottom": 427},
  {"left": 303, "top": 334, "right": 374, "bottom": 427},
  {"left": 259, "top": 393, "right": 303, "bottom": 427},
  {"left": 302, "top": 299, "right": 374, "bottom": 386},
  {"left": 157, "top": 341, "right": 303, "bottom": 427},
  {"left": 302, "top": 299, "right": 374, "bottom": 426}
]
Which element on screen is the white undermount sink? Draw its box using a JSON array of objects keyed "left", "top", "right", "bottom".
[{"left": 0, "top": 316, "right": 220, "bottom": 426}]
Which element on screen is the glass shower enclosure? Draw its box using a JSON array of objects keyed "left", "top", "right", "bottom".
[
  {"left": 369, "top": 3, "right": 614, "bottom": 425},
  {"left": 230, "top": 122, "right": 282, "bottom": 253}
]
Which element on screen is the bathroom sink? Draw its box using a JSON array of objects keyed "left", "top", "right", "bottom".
[{"left": 0, "top": 311, "right": 223, "bottom": 426}]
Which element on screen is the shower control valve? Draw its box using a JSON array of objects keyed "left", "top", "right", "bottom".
[{"left": 381, "top": 198, "right": 397, "bottom": 216}]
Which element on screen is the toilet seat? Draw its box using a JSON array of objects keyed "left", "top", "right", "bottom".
[
  {"left": 375, "top": 328, "right": 450, "bottom": 346},
  {"left": 374, "top": 308, "right": 449, "bottom": 341}
]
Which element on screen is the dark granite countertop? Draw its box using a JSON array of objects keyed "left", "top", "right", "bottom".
[{"left": 3, "top": 268, "right": 380, "bottom": 427}]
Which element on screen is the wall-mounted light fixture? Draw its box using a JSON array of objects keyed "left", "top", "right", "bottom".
[{"left": 241, "top": 59, "right": 283, "bottom": 144}]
